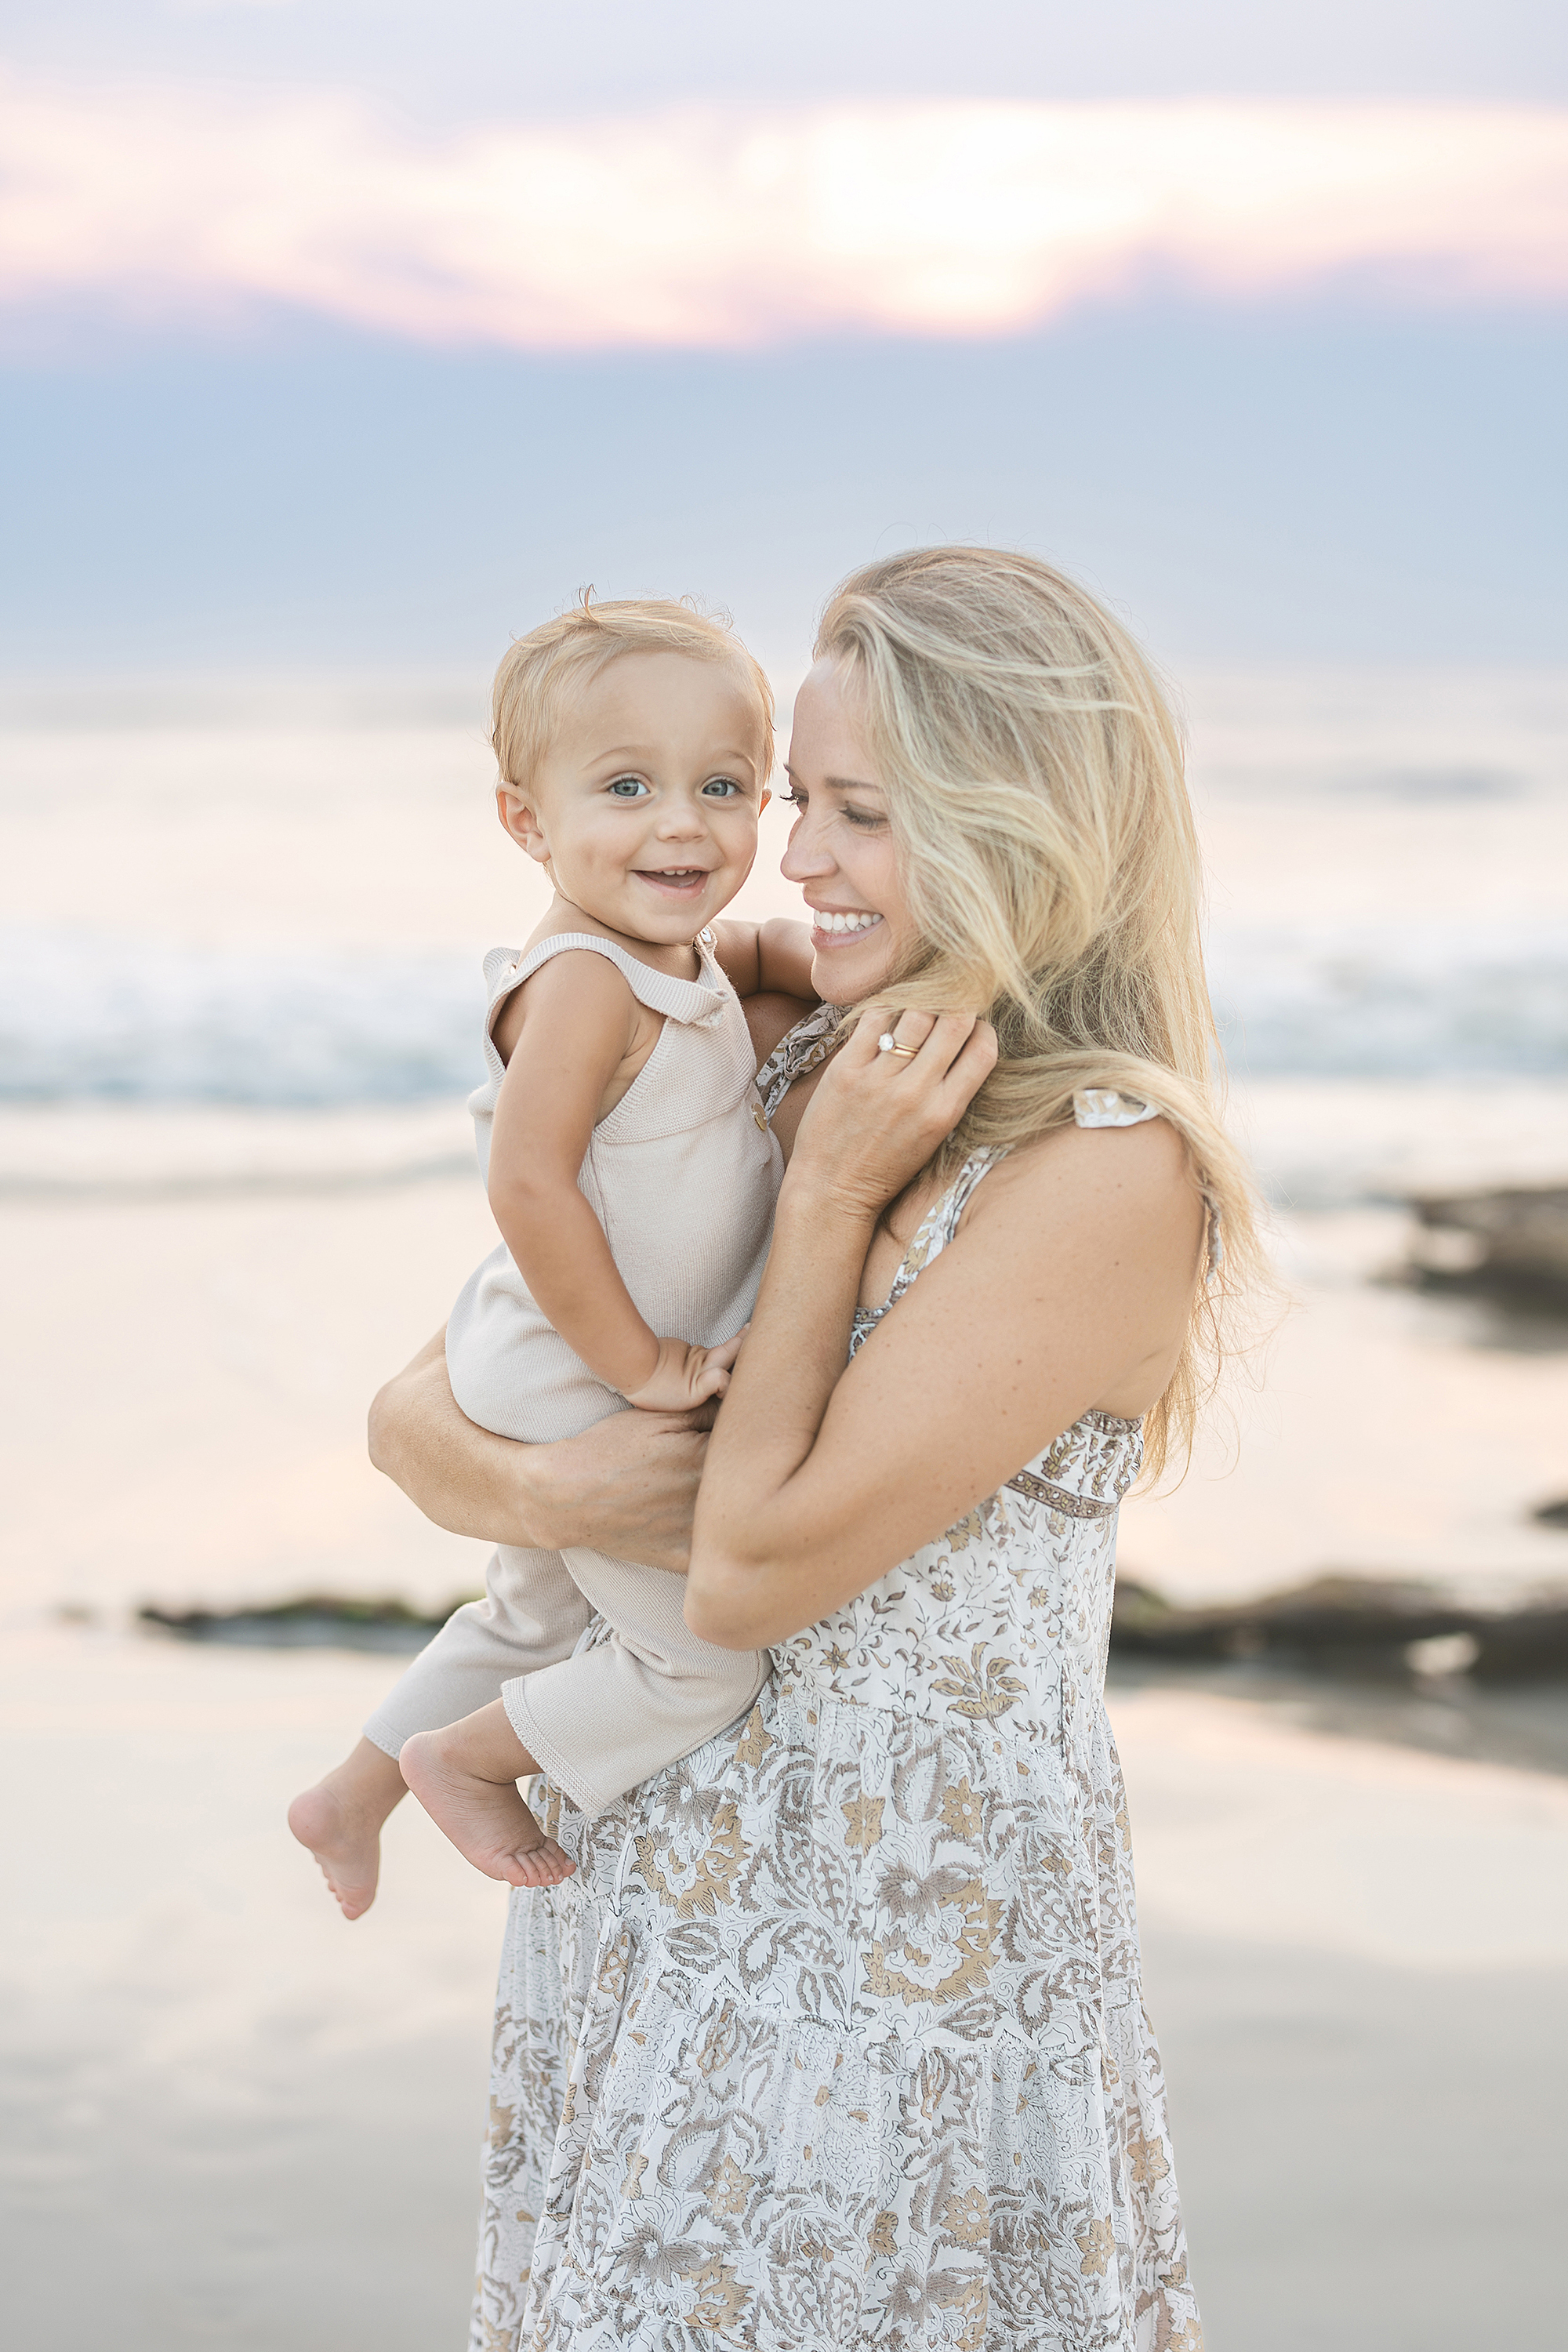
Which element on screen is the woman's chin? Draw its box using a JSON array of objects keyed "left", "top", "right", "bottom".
[{"left": 811, "top": 940, "right": 895, "bottom": 1003}]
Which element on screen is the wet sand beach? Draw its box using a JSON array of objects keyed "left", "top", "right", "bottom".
[
  {"left": 5, "top": 1609, "right": 1566, "bottom": 2348},
  {"left": 4, "top": 1149, "right": 1568, "bottom": 2346}
]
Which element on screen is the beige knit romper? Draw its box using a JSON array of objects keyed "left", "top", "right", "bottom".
[{"left": 362, "top": 931, "right": 780, "bottom": 1815}]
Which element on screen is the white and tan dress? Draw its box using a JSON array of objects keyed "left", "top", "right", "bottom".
[
  {"left": 364, "top": 931, "right": 781, "bottom": 1817},
  {"left": 470, "top": 1007, "right": 1203, "bottom": 2351}
]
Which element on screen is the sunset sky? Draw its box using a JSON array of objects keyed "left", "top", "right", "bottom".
[{"left": 3, "top": 2, "right": 1564, "bottom": 673}]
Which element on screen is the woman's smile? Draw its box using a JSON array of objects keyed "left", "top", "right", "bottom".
[
  {"left": 807, "top": 905, "right": 884, "bottom": 943},
  {"left": 782, "top": 659, "right": 916, "bottom": 996}
]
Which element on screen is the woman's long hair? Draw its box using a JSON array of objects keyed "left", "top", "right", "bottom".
[{"left": 815, "top": 545, "right": 1272, "bottom": 1480}]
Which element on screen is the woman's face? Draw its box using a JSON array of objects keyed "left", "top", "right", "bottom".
[{"left": 780, "top": 659, "right": 917, "bottom": 1002}]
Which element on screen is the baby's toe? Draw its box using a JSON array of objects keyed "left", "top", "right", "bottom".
[{"left": 513, "top": 1839, "right": 574, "bottom": 1888}]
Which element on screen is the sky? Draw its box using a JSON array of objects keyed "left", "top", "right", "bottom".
[{"left": 2, "top": 2, "right": 1565, "bottom": 675}]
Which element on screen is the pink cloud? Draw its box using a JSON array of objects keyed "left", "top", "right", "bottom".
[{"left": 2, "top": 70, "right": 1565, "bottom": 348}]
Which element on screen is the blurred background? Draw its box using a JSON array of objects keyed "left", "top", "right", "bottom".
[{"left": 2, "top": 4, "right": 1566, "bottom": 2347}]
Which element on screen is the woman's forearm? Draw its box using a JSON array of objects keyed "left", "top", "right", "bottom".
[
  {"left": 368, "top": 1334, "right": 554, "bottom": 1545},
  {"left": 368, "top": 1328, "right": 707, "bottom": 1569}
]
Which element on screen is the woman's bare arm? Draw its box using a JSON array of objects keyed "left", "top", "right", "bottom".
[
  {"left": 368, "top": 1329, "right": 709, "bottom": 1569},
  {"left": 685, "top": 1015, "right": 1203, "bottom": 1650}
]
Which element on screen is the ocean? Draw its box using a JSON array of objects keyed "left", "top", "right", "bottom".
[{"left": 4, "top": 663, "right": 1566, "bottom": 1152}]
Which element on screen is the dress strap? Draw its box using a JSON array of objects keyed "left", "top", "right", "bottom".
[
  {"left": 902, "top": 1143, "right": 1001, "bottom": 1270},
  {"left": 850, "top": 1149, "right": 1004, "bottom": 1352},
  {"left": 481, "top": 933, "right": 728, "bottom": 1040}
]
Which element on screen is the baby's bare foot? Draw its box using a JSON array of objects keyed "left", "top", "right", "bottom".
[
  {"left": 289, "top": 1737, "right": 408, "bottom": 1920},
  {"left": 288, "top": 1779, "right": 384, "bottom": 1920},
  {"left": 400, "top": 1729, "right": 575, "bottom": 1889}
]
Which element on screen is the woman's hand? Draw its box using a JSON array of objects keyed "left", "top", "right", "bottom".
[
  {"left": 368, "top": 1330, "right": 709, "bottom": 1569},
  {"left": 784, "top": 1010, "right": 998, "bottom": 1220}
]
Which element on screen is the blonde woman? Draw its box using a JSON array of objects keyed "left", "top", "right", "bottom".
[{"left": 374, "top": 547, "right": 1261, "bottom": 2350}]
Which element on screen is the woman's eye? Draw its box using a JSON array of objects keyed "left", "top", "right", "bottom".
[
  {"left": 842, "top": 804, "right": 885, "bottom": 829},
  {"left": 779, "top": 786, "right": 805, "bottom": 808},
  {"left": 607, "top": 776, "right": 648, "bottom": 799}
]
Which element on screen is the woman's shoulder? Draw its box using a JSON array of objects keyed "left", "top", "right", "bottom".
[{"left": 964, "top": 1111, "right": 1200, "bottom": 1247}]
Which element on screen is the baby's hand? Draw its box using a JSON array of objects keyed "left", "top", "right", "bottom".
[{"left": 625, "top": 1332, "right": 746, "bottom": 1414}]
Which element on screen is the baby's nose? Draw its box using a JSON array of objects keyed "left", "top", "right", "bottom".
[{"left": 655, "top": 800, "right": 707, "bottom": 835}]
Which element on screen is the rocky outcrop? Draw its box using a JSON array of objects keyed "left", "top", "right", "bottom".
[
  {"left": 1406, "top": 1182, "right": 1568, "bottom": 1302},
  {"left": 137, "top": 1577, "right": 1568, "bottom": 1682},
  {"left": 137, "top": 1593, "right": 456, "bottom": 1653},
  {"left": 1112, "top": 1573, "right": 1568, "bottom": 1681}
]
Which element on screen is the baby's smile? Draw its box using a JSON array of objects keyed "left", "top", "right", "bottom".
[{"left": 633, "top": 863, "right": 717, "bottom": 900}]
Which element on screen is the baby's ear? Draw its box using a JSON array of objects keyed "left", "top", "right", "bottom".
[{"left": 497, "top": 786, "right": 551, "bottom": 866}]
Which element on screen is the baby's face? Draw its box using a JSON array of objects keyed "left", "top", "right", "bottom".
[{"left": 500, "top": 652, "right": 768, "bottom": 943}]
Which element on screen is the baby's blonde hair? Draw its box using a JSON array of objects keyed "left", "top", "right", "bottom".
[
  {"left": 815, "top": 546, "right": 1272, "bottom": 1480},
  {"left": 491, "top": 594, "right": 774, "bottom": 796}
]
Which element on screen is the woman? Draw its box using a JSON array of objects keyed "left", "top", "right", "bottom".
[{"left": 374, "top": 548, "right": 1260, "bottom": 2350}]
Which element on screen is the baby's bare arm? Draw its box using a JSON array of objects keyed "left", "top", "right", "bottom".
[
  {"left": 712, "top": 916, "right": 817, "bottom": 1004},
  {"left": 757, "top": 917, "right": 817, "bottom": 1000},
  {"left": 488, "top": 952, "right": 669, "bottom": 1397}
]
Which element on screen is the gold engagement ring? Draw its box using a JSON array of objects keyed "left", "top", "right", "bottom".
[{"left": 877, "top": 1033, "right": 920, "bottom": 1057}]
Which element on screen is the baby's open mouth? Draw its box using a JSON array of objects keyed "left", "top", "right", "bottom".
[{"left": 634, "top": 867, "right": 712, "bottom": 893}]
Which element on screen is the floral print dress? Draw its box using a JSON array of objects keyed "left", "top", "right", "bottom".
[{"left": 470, "top": 1009, "right": 1203, "bottom": 2352}]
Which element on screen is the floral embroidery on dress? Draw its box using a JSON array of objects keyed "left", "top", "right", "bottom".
[
  {"left": 756, "top": 1000, "right": 845, "bottom": 1124},
  {"left": 470, "top": 1069, "right": 1203, "bottom": 2351}
]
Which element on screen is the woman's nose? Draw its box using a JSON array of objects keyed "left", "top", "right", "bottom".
[{"left": 779, "top": 811, "right": 834, "bottom": 880}]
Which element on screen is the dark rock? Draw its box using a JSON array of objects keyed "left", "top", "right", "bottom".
[
  {"left": 1112, "top": 1574, "right": 1472, "bottom": 1664},
  {"left": 1406, "top": 1183, "right": 1568, "bottom": 1303},
  {"left": 1112, "top": 1573, "right": 1568, "bottom": 1683},
  {"left": 1469, "top": 1606, "right": 1568, "bottom": 1682},
  {"left": 136, "top": 1593, "right": 474, "bottom": 1653}
]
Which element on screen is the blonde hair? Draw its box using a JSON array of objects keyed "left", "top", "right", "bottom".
[
  {"left": 815, "top": 546, "right": 1271, "bottom": 1480},
  {"left": 491, "top": 594, "right": 773, "bottom": 796}
]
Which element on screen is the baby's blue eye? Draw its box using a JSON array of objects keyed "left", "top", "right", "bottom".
[
  {"left": 702, "top": 776, "right": 742, "bottom": 798},
  {"left": 607, "top": 776, "right": 648, "bottom": 798}
]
